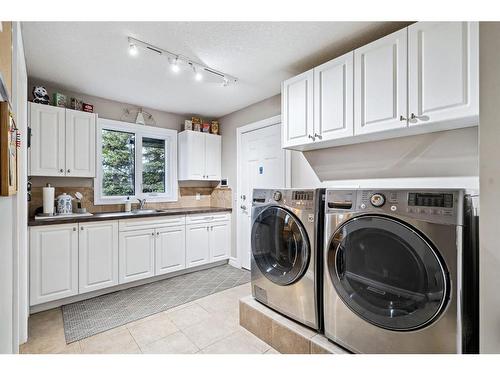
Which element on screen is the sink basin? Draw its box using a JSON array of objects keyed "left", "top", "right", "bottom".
[{"left": 131, "top": 209, "right": 161, "bottom": 215}]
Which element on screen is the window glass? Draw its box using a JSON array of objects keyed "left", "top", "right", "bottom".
[
  {"left": 142, "top": 137, "right": 166, "bottom": 194},
  {"left": 101, "top": 129, "right": 135, "bottom": 196}
]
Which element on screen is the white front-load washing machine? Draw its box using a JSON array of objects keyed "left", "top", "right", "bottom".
[
  {"left": 251, "top": 188, "right": 325, "bottom": 330},
  {"left": 323, "top": 189, "right": 478, "bottom": 353}
]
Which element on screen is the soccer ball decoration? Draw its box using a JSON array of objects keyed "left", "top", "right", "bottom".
[{"left": 32, "top": 86, "right": 50, "bottom": 105}]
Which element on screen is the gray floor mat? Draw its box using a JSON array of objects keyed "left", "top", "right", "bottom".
[{"left": 62, "top": 264, "right": 250, "bottom": 343}]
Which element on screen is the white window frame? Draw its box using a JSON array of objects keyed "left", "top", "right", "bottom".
[{"left": 94, "top": 118, "right": 178, "bottom": 205}]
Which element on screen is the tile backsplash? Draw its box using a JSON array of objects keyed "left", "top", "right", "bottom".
[{"left": 29, "top": 185, "right": 232, "bottom": 217}]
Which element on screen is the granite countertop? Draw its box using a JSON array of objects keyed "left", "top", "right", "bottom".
[{"left": 28, "top": 207, "right": 232, "bottom": 226}]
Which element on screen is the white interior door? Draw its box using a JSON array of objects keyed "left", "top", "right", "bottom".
[{"left": 238, "top": 122, "right": 286, "bottom": 270}]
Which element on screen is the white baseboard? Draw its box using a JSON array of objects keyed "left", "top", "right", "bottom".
[{"left": 229, "top": 257, "right": 241, "bottom": 268}]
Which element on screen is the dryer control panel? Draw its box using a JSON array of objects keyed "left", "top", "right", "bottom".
[{"left": 326, "top": 189, "right": 465, "bottom": 226}]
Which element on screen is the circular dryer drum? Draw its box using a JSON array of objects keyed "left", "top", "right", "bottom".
[
  {"left": 327, "top": 214, "right": 449, "bottom": 331},
  {"left": 251, "top": 206, "right": 310, "bottom": 286}
]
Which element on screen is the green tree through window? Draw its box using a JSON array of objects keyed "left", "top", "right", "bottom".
[{"left": 102, "top": 129, "right": 135, "bottom": 196}]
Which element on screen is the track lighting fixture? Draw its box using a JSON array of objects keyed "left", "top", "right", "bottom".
[
  {"left": 128, "top": 42, "right": 138, "bottom": 56},
  {"left": 127, "top": 36, "right": 237, "bottom": 86},
  {"left": 170, "top": 57, "right": 180, "bottom": 73}
]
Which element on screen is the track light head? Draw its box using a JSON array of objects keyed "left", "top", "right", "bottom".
[
  {"left": 170, "top": 57, "right": 180, "bottom": 73},
  {"left": 128, "top": 42, "right": 138, "bottom": 56},
  {"left": 193, "top": 66, "right": 203, "bottom": 81}
]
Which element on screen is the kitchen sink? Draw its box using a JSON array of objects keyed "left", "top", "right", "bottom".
[{"left": 131, "top": 209, "right": 162, "bottom": 214}]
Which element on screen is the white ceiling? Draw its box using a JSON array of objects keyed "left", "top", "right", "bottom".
[{"left": 21, "top": 22, "right": 409, "bottom": 117}]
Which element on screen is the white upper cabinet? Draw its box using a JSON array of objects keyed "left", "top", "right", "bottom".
[
  {"left": 314, "top": 51, "right": 354, "bottom": 141},
  {"left": 178, "top": 130, "right": 221, "bottom": 181},
  {"left": 354, "top": 28, "right": 408, "bottom": 135},
  {"left": 30, "top": 224, "right": 79, "bottom": 305},
  {"left": 408, "top": 22, "right": 479, "bottom": 128},
  {"left": 79, "top": 221, "right": 119, "bottom": 294},
  {"left": 29, "top": 103, "right": 66, "bottom": 176},
  {"left": 65, "top": 109, "right": 96, "bottom": 177},
  {"left": 29, "top": 102, "right": 96, "bottom": 177},
  {"left": 205, "top": 134, "right": 222, "bottom": 180},
  {"left": 282, "top": 70, "right": 314, "bottom": 148}
]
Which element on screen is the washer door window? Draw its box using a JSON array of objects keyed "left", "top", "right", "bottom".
[
  {"left": 252, "top": 206, "right": 310, "bottom": 286},
  {"left": 327, "top": 215, "right": 448, "bottom": 331}
]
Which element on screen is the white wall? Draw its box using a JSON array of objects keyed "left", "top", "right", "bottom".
[
  {"left": 0, "top": 197, "right": 14, "bottom": 353},
  {"left": 479, "top": 22, "right": 500, "bottom": 353}
]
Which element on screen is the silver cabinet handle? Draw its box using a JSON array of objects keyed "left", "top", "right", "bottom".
[
  {"left": 240, "top": 205, "right": 247, "bottom": 210},
  {"left": 314, "top": 133, "right": 322, "bottom": 140},
  {"left": 73, "top": 227, "right": 76, "bottom": 231},
  {"left": 308, "top": 134, "right": 315, "bottom": 141},
  {"left": 400, "top": 115, "right": 408, "bottom": 121},
  {"left": 80, "top": 226, "right": 83, "bottom": 230},
  {"left": 410, "top": 113, "right": 425, "bottom": 120}
]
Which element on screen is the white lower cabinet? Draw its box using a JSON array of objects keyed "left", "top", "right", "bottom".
[
  {"left": 30, "top": 224, "right": 79, "bottom": 305},
  {"left": 119, "top": 228, "right": 156, "bottom": 284},
  {"left": 79, "top": 221, "right": 119, "bottom": 294},
  {"left": 155, "top": 225, "right": 186, "bottom": 275},
  {"left": 186, "top": 223, "right": 211, "bottom": 268},
  {"left": 209, "top": 221, "right": 230, "bottom": 262}
]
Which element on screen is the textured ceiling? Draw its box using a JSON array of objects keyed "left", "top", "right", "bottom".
[{"left": 21, "top": 22, "right": 410, "bottom": 117}]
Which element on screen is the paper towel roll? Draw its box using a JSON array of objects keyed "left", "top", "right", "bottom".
[{"left": 43, "top": 185, "right": 55, "bottom": 214}]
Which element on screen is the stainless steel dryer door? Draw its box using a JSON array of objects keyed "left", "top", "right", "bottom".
[
  {"left": 327, "top": 215, "right": 449, "bottom": 331},
  {"left": 251, "top": 206, "right": 310, "bottom": 286}
]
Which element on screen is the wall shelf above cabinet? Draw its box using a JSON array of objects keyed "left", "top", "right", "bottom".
[
  {"left": 178, "top": 130, "right": 221, "bottom": 181},
  {"left": 281, "top": 22, "right": 479, "bottom": 152}
]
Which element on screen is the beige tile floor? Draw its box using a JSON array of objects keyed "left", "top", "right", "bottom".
[{"left": 20, "top": 282, "right": 277, "bottom": 354}]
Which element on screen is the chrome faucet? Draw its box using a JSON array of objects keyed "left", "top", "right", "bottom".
[{"left": 137, "top": 198, "right": 146, "bottom": 210}]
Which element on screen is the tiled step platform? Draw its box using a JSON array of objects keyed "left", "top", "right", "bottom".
[{"left": 239, "top": 296, "right": 350, "bottom": 354}]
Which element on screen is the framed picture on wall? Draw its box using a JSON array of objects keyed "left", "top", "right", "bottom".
[{"left": 0, "top": 101, "right": 18, "bottom": 196}]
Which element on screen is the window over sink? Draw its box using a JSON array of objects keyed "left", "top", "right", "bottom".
[{"left": 95, "top": 119, "right": 178, "bottom": 205}]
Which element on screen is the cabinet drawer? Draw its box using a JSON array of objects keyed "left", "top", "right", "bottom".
[
  {"left": 186, "top": 212, "right": 230, "bottom": 224},
  {"left": 119, "top": 215, "right": 186, "bottom": 231}
]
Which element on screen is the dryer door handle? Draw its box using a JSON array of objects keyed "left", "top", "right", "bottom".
[{"left": 336, "top": 245, "right": 346, "bottom": 279}]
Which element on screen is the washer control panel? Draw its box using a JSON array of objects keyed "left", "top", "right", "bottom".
[
  {"left": 326, "top": 189, "right": 464, "bottom": 225},
  {"left": 252, "top": 189, "right": 316, "bottom": 210}
]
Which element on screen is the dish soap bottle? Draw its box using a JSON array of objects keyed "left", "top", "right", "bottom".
[{"left": 124, "top": 196, "right": 132, "bottom": 212}]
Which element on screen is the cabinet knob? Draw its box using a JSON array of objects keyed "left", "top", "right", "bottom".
[
  {"left": 308, "top": 134, "right": 315, "bottom": 141},
  {"left": 314, "top": 133, "right": 322, "bottom": 140},
  {"left": 152, "top": 232, "right": 155, "bottom": 236},
  {"left": 73, "top": 227, "right": 76, "bottom": 231},
  {"left": 67, "top": 169, "right": 71, "bottom": 173},
  {"left": 400, "top": 115, "right": 408, "bottom": 121},
  {"left": 157, "top": 232, "right": 160, "bottom": 236},
  {"left": 410, "top": 113, "right": 425, "bottom": 121},
  {"left": 60, "top": 168, "right": 64, "bottom": 173},
  {"left": 80, "top": 226, "right": 84, "bottom": 230}
]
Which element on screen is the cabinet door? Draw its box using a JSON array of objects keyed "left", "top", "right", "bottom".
[
  {"left": 79, "top": 221, "right": 118, "bottom": 294},
  {"left": 209, "top": 221, "right": 230, "bottom": 262},
  {"left": 354, "top": 28, "right": 408, "bottom": 135},
  {"left": 205, "top": 134, "right": 221, "bottom": 180},
  {"left": 29, "top": 102, "right": 65, "bottom": 176},
  {"left": 282, "top": 69, "right": 314, "bottom": 148},
  {"left": 155, "top": 225, "right": 186, "bottom": 275},
  {"left": 186, "top": 223, "right": 210, "bottom": 268},
  {"left": 66, "top": 109, "right": 96, "bottom": 177},
  {"left": 29, "top": 224, "right": 78, "bottom": 305},
  {"left": 314, "top": 51, "right": 354, "bottom": 141},
  {"left": 178, "top": 131, "right": 206, "bottom": 180},
  {"left": 119, "top": 229, "right": 155, "bottom": 284},
  {"left": 408, "top": 22, "right": 478, "bottom": 127}
]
